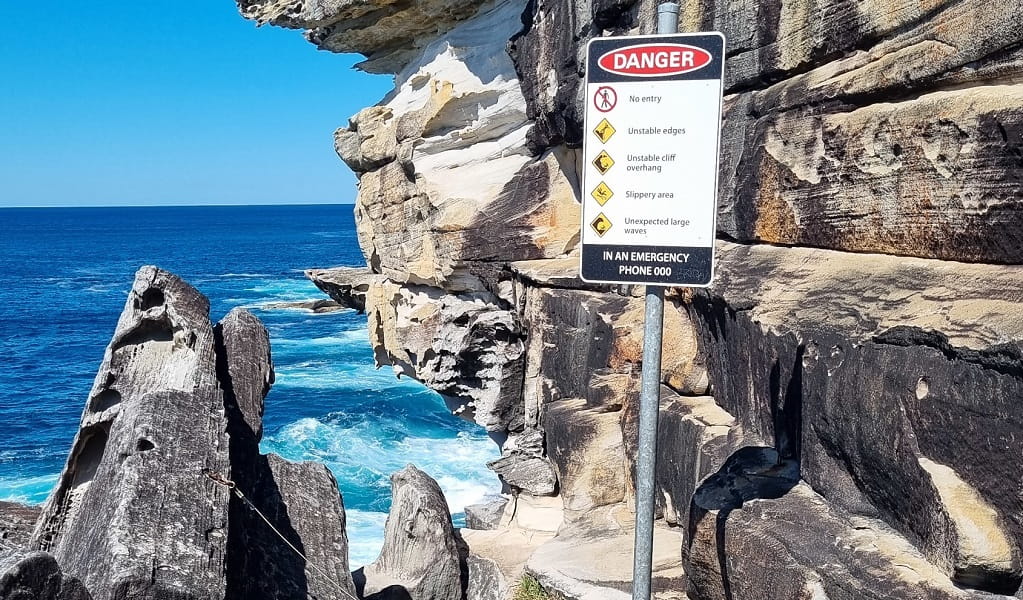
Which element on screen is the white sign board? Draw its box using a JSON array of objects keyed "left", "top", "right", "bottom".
[{"left": 579, "top": 33, "right": 726, "bottom": 286}]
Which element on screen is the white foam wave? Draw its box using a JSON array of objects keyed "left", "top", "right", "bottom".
[
  {"left": 346, "top": 509, "right": 388, "bottom": 567},
  {"left": 0, "top": 473, "right": 58, "bottom": 505},
  {"left": 273, "top": 331, "right": 367, "bottom": 347},
  {"left": 271, "top": 365, "right": 410, "bottom": 392},
  {"left": 263, "top": 419, "right": 501, "bottom": 516}
]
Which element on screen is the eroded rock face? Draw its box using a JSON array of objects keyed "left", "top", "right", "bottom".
[
  {"left": 366, "top": 279, "right": 526, "bottom": 433},
  {"left": 245, "top": 0, "right": 1023, "bottom": 595},
  {"left": 24, "top": 268, "right": 358, "bottom": 600},
  {"left": 30, "top": 267, "right": 232, "bottom": 600},
  {"left": 690, "top": 241, "right": 1023, "bottom": 594},
  {"left": 334, "top": 0, "right": 581, "bottom": 292},
  {"left": 358, "top": 465, "right": 466, "bottom": 600}
]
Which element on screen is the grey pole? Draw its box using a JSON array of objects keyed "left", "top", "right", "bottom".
[
  {"left": 656, "top": 1, "right": 680, "bottom": 35},
  {"left": 631, "top": 9, "right": 678, "bottom": 600}
]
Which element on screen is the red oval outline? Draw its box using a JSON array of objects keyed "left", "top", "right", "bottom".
[{"left": 597, "top": 43, "right": 712, "bottom": 77}]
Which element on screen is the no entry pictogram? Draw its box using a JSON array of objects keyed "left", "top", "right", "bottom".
[{"left": 593, "top": 86, "right": 617, "bottom": 112}]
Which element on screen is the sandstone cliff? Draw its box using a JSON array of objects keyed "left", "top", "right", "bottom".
[{"left": 244, "top": 0, "right": 1023, "bottom": 597}]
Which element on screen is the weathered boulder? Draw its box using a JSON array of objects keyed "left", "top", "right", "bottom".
[
  {"left": 486, "top": 430, "right": 557, "bottom": 496},
  {"left": 464, "top": 554, "right": 508, "bottom": 600},
  {"left": 357, "top": 465, "right": 466, "bottom": 600},
  {"left": 686, "top": 484, "right": 988, "bottom": 600},
  {"left": 217, "top": 308, "right": 357, "bottom": 600},
  {"left": 305, "top": 266, "right": 384, "bottom": 313},
  {"left": 30, "top": 266, "right": 232, "bottom": 600},
  {"left": 231, "top": 455, "right": 358, "bottom": 600},
  {"left": 0, "top": 551, "right": 89, "bottom": 600},
  {"left": 464, "top": 497, "right": 509, "bottom": 531}
]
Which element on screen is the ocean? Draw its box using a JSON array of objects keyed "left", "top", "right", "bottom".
[{"left": 0, "top": 204, "right": 500, "bottom": 566}]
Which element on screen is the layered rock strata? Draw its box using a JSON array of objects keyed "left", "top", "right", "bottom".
[{"left": 246, "top": 0, "right": 1023, "bottom": 596}]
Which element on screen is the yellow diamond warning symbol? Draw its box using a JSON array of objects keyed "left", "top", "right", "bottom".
[
  {"left": 590, "top": 213, "right": 612, "bottom": 237},
  {"left": 593, "top": 118, "right": 616, "bottom": 143},
  {"left": 591, "top": 182, "right": 614, "bottom": 206},
  {"left": 592, "top": 150, "right": 615, "bottom": 175}
]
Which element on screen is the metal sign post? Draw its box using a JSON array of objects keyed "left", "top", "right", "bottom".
[{"left": 577, "top": 5, "right": 726, "bottom": 599}]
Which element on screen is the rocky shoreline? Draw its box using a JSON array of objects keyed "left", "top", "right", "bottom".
[
  {"left": 0, "top": 267, "right": 485, "bottom": 600},
  {"left": 5, "top": 0, "right": 1023, "bottom": 597},
  {"left": 253, "top": 0, "right": 1023, "bottom": 596}
]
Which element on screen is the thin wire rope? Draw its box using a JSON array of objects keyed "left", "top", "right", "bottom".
[{"left": 204, "top": 472, "right": 361, "bottom": 600}]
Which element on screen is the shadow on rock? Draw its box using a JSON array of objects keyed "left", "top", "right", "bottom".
[{"left": 688, "top": 446, "right": 799, "bottom": 600}]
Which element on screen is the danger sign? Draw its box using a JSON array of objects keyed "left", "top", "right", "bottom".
[
  {"left": 596, "top": 43, "right": 712, "bottom": 77},
  {"left": 579, "top": 33, "right": 725, "bottom": 287}
]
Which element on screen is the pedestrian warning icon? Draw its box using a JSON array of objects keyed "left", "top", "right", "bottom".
[
  {"left": 590, "top": 213, "right": 612, "bottom": 237},
  {"left": 591, "top": 182, "right": 614, "bottom": 206},
  {"left": 593, "top": 119, "right": 616, "bottom": 143},
  {"left": 593, "top": 86, "right": 617, "bottom": 112},
  {"left": 592, "top": 150, "right": 615, "bottom": 175}
]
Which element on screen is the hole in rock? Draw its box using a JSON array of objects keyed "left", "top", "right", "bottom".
[
  {"left": 136, "top": 439, "right": 155, "bottom": 452},
  {"left": 916, "top": 377, "right": 930, "bottom": 400},
  {"left": 892, "top": 143, "right": 902, "bottom": 156},
  {"left": 90, "top": 388, "right": 122, "bottom": 412},
  {"left": 71, "top": 426, "right": 109, "bottom": 490},
  {"left": 115, "top": 319, "right": 174, "bottom": 350},
  {"left": 139, "top": 288, "right": 166, "bottom": 310}
]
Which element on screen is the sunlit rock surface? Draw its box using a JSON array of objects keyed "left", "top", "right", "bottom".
[
  {"left": 21, "top": 268, "right": 359, "bottom": 600},
  {"left": 256, "top": 0, "right": 1023, "bottom": 595}
]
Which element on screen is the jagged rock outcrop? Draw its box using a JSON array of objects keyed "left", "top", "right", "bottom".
[
  {"left": 306, "top": 267, "right": 384, "bottom": 313},
  {"left": 245, "top": 0, "right": 1023, "bottom": 595},
  {"left": 29, "top": 266, "right": 232, "bottom": 600},
  {"left": 364, "top": 279, "right": 526, "bottom": 433},
  {"left": 217, "top": 307, "right": 358, "bottom": 600},
  {"left": 21, "top": 267, "right": 358, "bottom": 600},
  {"left": 356, "top": 465, "right": 466, "bottom": 600},
  {"left": 236, "top": 0, "right": 488, "bottom": 73},
  {"left": 304, "top": 267, "right": 384, "bottom": 314}
]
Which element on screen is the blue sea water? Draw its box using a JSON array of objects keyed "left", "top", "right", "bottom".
[{"left": 0, "top": 204, "right": 500, "bottom": 566}]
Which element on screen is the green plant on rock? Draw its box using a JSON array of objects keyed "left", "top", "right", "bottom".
[{"left": 514, "top": 575, "right": 560, "bottom": 600}]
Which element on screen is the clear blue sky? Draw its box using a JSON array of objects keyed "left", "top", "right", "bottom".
[{"left": 0, "top": 2, "right": 393, "bottom": 207}]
